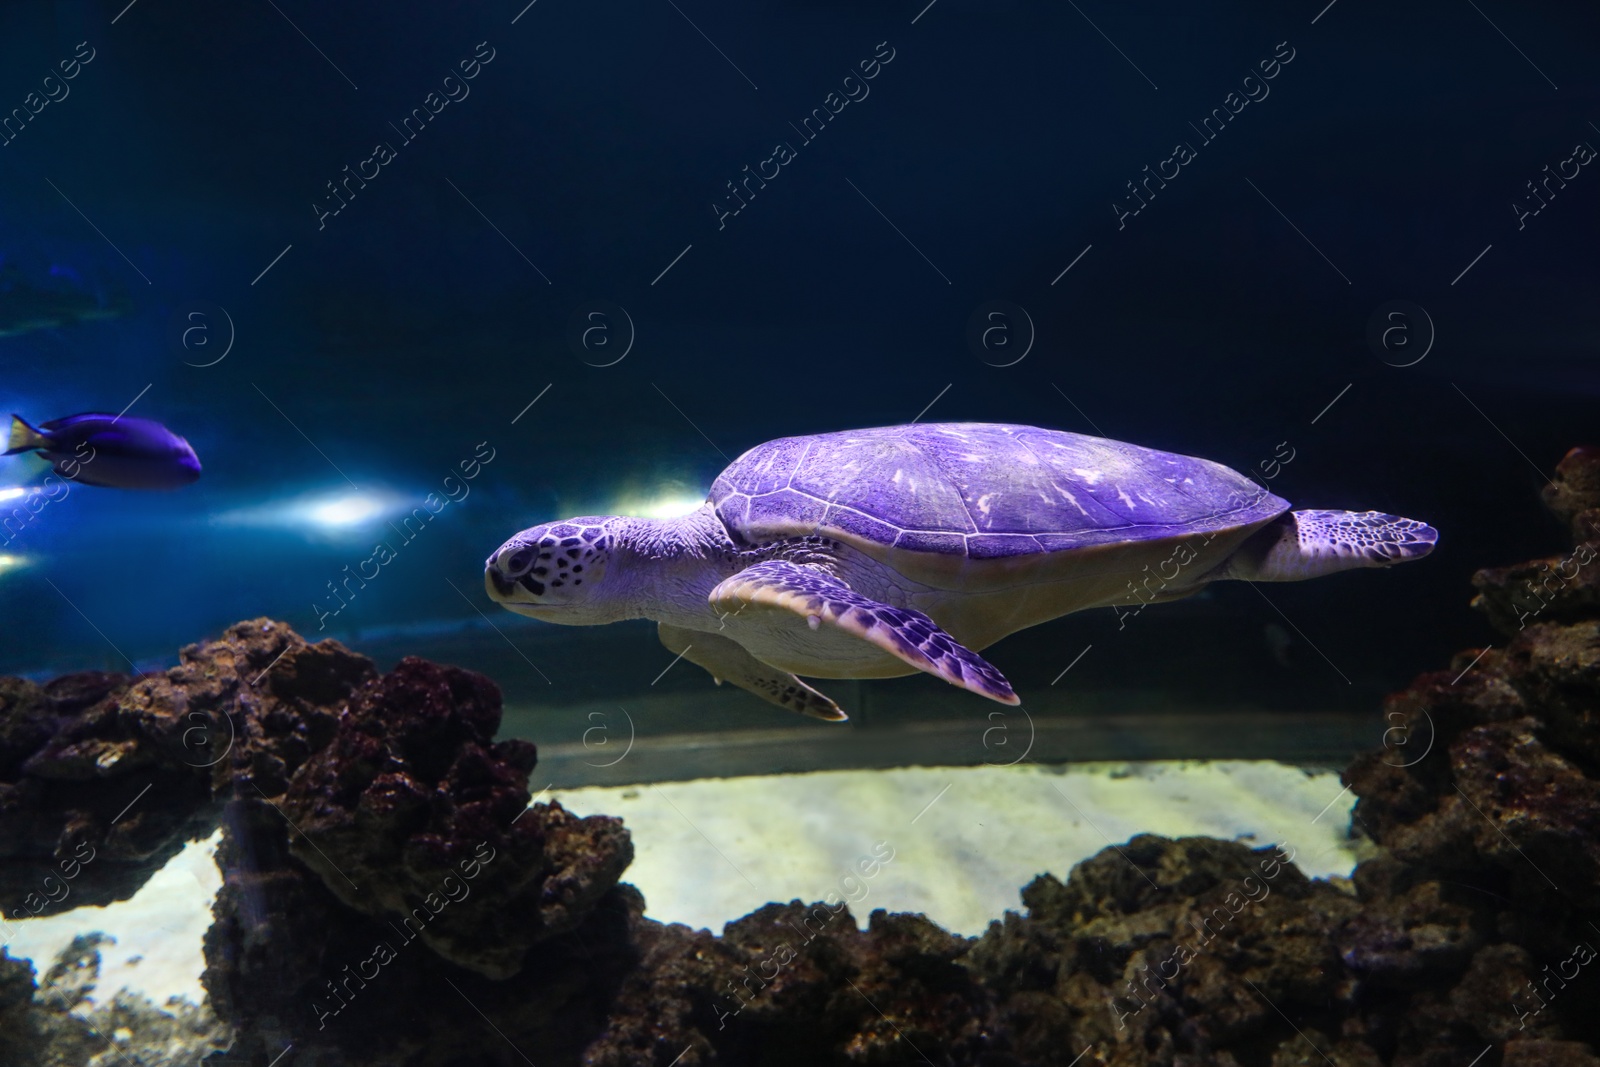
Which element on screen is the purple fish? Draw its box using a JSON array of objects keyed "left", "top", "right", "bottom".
[{"left": 5, "top": 412, "right": 201, "bottom": 490}]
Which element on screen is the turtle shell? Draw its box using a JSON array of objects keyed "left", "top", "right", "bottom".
[{"left": 709, "top": 423, "right": 1288, "bottom": 560}]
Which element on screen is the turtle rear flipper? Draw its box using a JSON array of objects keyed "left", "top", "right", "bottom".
[
  {"left": 658, "top": 622, "right": 847, "bottom": 722},
  {"left": 709, "top": 561, "right": 1020, "bottom": 705},
  {"left": 1216, "top": 509, "right": 1438, "bottom": 582}
]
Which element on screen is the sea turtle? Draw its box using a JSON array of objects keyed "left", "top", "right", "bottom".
[{"left": 484, "top": 423, "right": 1436, "bottom": 720}]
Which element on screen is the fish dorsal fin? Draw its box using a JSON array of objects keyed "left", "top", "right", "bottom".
[{"left": 39, "top": 412, "right": 119, "bottom": 431}]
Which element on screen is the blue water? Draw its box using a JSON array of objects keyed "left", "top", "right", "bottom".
[{"left": 0, "top": 0, "right": 1594, "bottom": 727}]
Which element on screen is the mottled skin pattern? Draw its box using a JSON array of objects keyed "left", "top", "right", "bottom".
[
  {"left": 489, "top": 524, "right": 610, "bottom": 599},
  {"left": 485, "top": 423, "right": 1438, "bottom": 720},
  {"left": 1214, "top": 509, "right": 1440, "bottom": 581}
]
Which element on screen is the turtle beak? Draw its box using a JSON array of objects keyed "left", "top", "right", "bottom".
[
  {"left": 485, "top": 541, "right": 538, "bottom": 605},
  {"left": 485, "top": 550, "right": 551, "bottom": 615},
  {"left": 485, "top": 565, "right": 519, "bottom": 602}
]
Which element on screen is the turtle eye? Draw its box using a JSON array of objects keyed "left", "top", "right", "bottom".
[{"left": 506, "top": 548, "right": 533, "bottom": 574}]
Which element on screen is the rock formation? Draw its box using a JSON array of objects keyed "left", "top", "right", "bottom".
[{"left": 0, "top": 448, "right": 1596, "bottom": 1066}]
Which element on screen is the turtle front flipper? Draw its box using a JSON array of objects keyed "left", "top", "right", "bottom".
[
  {"left": 708, "top": 561, "right": 1020, "bottom": 706},
  {"left": 657, "top": 623, "right": 847, "bottom": 722}
]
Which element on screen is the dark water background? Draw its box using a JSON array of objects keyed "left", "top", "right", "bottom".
[{"left": 0, "top": 0, "right": 1594, "bottom": 731}]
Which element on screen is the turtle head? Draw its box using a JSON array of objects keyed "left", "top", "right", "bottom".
[{"left": 484, "top": 517, "right": 618, "bottom": 623}]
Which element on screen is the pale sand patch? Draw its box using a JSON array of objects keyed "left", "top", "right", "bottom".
[
  {"left": 555, "top": 759, "right": 1358, "bottom": 937},
  {"left": 0, "top": 761, "right": 1357, "bottom": 1006},
  {"left": 3, "top": 829, "right": 222, "bottom": 1008}
]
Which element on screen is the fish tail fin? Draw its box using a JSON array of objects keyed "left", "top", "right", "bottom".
[{"left": 4, "top": 415, "right": 47, "bottom": 455}]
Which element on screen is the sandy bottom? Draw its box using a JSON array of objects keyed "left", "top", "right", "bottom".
[
  {"left": 2, "top": 760, "right": 1357, "bottom": 1008},
  {"left": 4, "top": 829, "right": 223, "bottom": 1009},
  {"left": 556, "top": 759, "right": 1359, "bottom": 936}
]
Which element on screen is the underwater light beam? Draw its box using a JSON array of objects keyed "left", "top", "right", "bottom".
[
  {"left": 306, "top": 494, "right": 386, "bottom": 527},
  {"left": 623, "top": 492, "right": 707, "bottom": 520}
]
